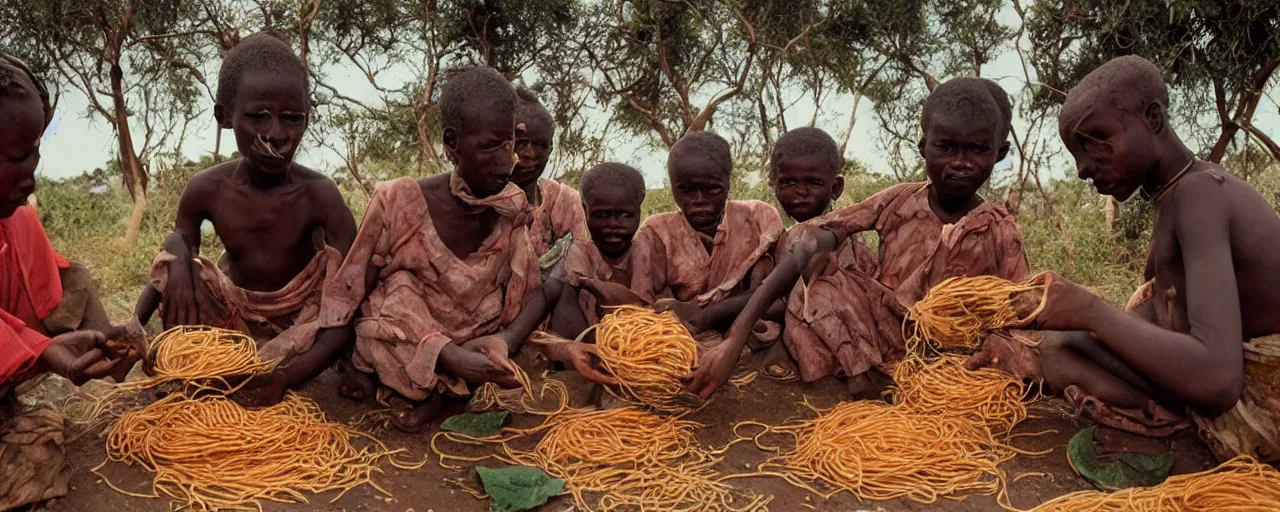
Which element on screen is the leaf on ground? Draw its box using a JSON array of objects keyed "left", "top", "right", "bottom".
[
  {"left": 1067, "top": 426, "right": 1174, "bottom": 491},
  {"left": 440, "top": 411, "right": 510, "bottom": 437},
  {"left": 476, "top": 465, "right": 564, "bottom": 512}
]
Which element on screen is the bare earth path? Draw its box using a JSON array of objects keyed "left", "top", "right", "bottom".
[{"left": 46, "top": 351, "right": 1217, "bottom": 512}]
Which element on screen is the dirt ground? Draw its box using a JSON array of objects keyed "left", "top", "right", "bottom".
[{"left": 42, "top": 350, "right": 1218, "bottom": 512}]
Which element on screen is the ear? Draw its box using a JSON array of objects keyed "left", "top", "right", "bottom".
[
  {"left": 1144, "top": 101, "right": 1166, "bottom": 134},
  {"left": 831, "top": 174, "right": 845, "bottom": 202},
  {"left": 442, "top": 126, "right": 459, "bottom": 162},
  {"left": 917, "top": 137, "right": 927, "bottom": 157},
  {"left": 214, "top": 103, "right": 231, "bottom": 129},
  {"left": 997, "top": 140, "right": 1011, "bottom": 163}
]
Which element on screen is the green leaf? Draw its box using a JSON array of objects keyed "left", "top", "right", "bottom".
[
  {"left": 1067, "top": 426, "right": 1174, "bottom": 491},
  {"left": 476, "top": 465, "right": 564, "bottom": 512},
  {"left": 440, "top": 411, "right": 510, "bottom": 438}
]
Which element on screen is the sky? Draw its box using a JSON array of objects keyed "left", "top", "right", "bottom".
[{"left": 34, "top": 5, "right": 1280, "bottom": 190}]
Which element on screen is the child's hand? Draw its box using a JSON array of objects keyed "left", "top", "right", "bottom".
[
  {"left": 685, "top": 341, "right": 737, "bottom": 399},
  {"left": 579, "top": 278, "right": 646, "bottom": 307},
  {"left": 164, "top": 266, "right": 201, "bottom": 327},
  {"left": 40, "top": 330, "right": 108, "bottom": 385},
  {"left": 545, "top": 342, "right": 618, "bottom": 385},
  {"left": 964, "top": 331, "right": 1042, "bottom": 383},
  {"left": 444, "top": 336, "right": 522, "bottom": 388},
  {"left": 1025, "top": 272, "right": 1100, "bottom": 331},
  {"left": 229, "top": 370, "right": 289, "bottom": 408},
  {"left": 654, "top": 299, "right": 708, "bottom": 334}
]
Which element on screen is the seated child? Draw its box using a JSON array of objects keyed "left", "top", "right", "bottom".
[
  {"left": 133, "top": 34, "right": 358, "bottom": 404},
  {"left": 512, "top": 89, "right": 587, "bottom": 277},
  {"left": 1, "top": 52, "right": 130, "bottom": 511},
  {"left": 319, "top": 67, "right": 587, "bottom": 431},
  {"left": 552, "top": 163, "right": 647, "bottom": 337},
  {"left": 590, "top": 131, "right": 784, "bottom": 334},
  {"left": 688, "top": 77, "right": 1029, "bottom": 398},
  {"left": 759, "top": 127, "right": 878, "bottom": 377},
  {"left": 1022, "top": 56, "right": 1280, "bottom": 463}
]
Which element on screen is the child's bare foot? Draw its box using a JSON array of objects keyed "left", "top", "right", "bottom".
[
  {"left": 394, "top": 393, "right": 446, "bottom": 433},
  {"left": 759, "top": 342, "right": 798, "bottom": 381},
  {"left": 337, "top": 359, "right": 376, "bottom": 402},
  {"left": 846, "top": 368, "right": 891, "bottom": 401}
]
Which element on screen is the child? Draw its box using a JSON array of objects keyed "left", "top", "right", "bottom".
[
  {"left": 1, "top": 52, "right": 128, "bottom": 511},
  {"left": 688, "top": 77, "right": 1029, "bottom": 398},
  {"left": 553, "top": 163, "right": 647, "bottom": 337},
  {"left": 759, "top": 127, "right": 877, "bottom": 377},
  {"left": 512, "top": 89, "right": 587, "bottom": 277},
  {"left": 134, "top": 33, "right": 359, "bottom": 405},
  {"left": 1023, "top": 56, "right": 1280, "bottom": 463},
  {"left": 591, "top": 131, "right": 784, "bottom": 334},
  {"left": 318, "top": 67, "right": 588, "bottom": 431}
]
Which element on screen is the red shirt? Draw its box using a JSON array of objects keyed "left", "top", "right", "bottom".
[{"left": 0, "top": 206, "right": 68, "bottom": 383}]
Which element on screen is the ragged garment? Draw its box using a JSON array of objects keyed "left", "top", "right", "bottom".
[
  {"left": 319, "top": 176, "right": 539, "bottom": 401},
  {"left": 528, "top": 179, "right": 587, "bottom": 279},
  {"left": 629, "top": 200, "right": 784, "bottom": 306},
  {"left": 149, "top": 240, "right": 343, "bottom": 363},
  {"left": 783, "top": 183, "right": 1029, "bottom": 382},
  {"left": 562, "top": 235, "right": 635, "bottom": 325},
  {"left": 0, "top": 206, "right": 68, "bottom": 383}
]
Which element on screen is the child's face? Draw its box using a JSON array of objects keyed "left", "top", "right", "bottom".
[
  {"left": 584, "top": 186, "right": 641, "bottom": 258},
  {"left": 773, "top": 153, "right": 843, "bottom": 223},
  {"left": 512, "top": 113, "right": 553, "bottom": 189},
  {"left": 223, "top": 71, "right": 309, "bottom": 175},
  {"left": 669, "top": 155, "right": 730, "bottom": 235},
  {"left": 921, "top": 111, "right": 1005, "bottom": 199},
  {"left": 447, "top": 107, "right": 516, "bottom": 197},
  {"left": 1060, "top": 107, "right": 1157, "bottom": 201},
  {"left": 0, "top": 95, "right": 44, "bottom": 219}
]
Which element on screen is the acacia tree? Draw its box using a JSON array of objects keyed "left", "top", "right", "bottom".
[
  {"left": 1026, "top": 0, "right": 1280, "bottom": 164},
  {"left": 2, "top": 0, "right": 216, "bottom": 247}
]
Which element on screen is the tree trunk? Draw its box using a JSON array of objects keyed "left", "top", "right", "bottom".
[
  {"left": 110, "top": 62, "right": 149, "bottom": 247},
  {"left": 1104, "top": 197, "right": 1120, "bottom": 232},
  {"left": 1208, "top": 124, "right": 1239, "bottom": 164},
  {"left": 837, "top": 92, "right": 864, "bottom": 157},
  {"left": 213, "top": 128, "right": 222, "bottom": 161}
]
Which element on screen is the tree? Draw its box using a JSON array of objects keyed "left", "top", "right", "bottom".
[
  {"left": 2, "top": 0, "right": 215, "bottom": 247},
  {"left": 1026, "top": 0, "right": 1280, "bottom": 164}
]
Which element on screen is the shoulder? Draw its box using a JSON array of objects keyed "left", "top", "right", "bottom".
[
  {"left": 186, "top": 160, "right": 237, "bottom": 191},
  {"left": 294, "top": 166, "right": 347, "bottom": 201},
  {"left": 541, "top": 179, "right": 582, "bottom": 206},
  {"left": 728, "top": 199, "right": 784, "bottom": 228},
  {"left": 1165, "top": 165, "right": 1234, "bottom": 219},
  {"left": 367, "top": 176, "right": 427, "bottom": 207}
]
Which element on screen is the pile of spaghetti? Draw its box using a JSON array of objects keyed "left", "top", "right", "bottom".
[
  {"left": 434, "top": 407, "right": 769, "bottom": 511},
  {"left": 593, "top": 306, "right": 701, "bottom": 412},
  {"left": 1029, "top": 455, "right": 1280, "bottom": 511},
  {"left": 907, "top": 274, "right": 1048, "bottom": 351},
  {"left": 90, "top": 326, "right": 424, "bottom": 511}
]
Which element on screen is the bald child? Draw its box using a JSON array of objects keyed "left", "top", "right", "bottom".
[{"left": 1023, "top": 56, "right": 1280, "bottom": 464}]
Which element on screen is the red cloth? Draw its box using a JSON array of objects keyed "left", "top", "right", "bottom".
[
  {"left": 0, "top": 206, "right": 68, "bottom": 384},
  {"left": 563, "top": 234, "right": 635, "bottom": 325},
  {"left": 630, "top": 200, "right": 784, "bottom": 306}
]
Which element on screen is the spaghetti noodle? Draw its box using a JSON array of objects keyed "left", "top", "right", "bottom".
[
  {"left": 907, "top": 275, "right": 1047, "bottom": 351},
  {"left": 593, "top": 306, "right": 701, "bottom": 412},
  {"left": 1028, "top": 455, "right": 1280, "bottom": 511}
]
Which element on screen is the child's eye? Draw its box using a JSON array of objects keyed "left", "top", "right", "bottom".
[
  {"left": 807, "top": 178, "right": 825, "bottom": 186},
  {"left": 974, "top": 144, "right": 991, "bottom": 154},
  {"left": 708, "top": 186, "right": 724, "bottom": 195},
  {"left": 934, "top": 141, "right": 955, "bottom": 152},
  {"left": 281, "top": 113, "right": 306, "bottom": 123},
  {"left": 777, "top": 177, "right": 795, "bottom": 186}
]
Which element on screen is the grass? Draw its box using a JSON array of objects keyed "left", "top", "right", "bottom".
[{"left": 33, "top": 160, "right": 1277, "bottom": 323}]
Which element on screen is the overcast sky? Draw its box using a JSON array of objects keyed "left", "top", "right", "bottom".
[{"left": 35, "top": 6, "right": 1280, "bottom": 189}]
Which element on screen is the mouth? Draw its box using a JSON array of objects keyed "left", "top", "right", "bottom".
[{"left": 600, "top": 235, "right": 626, "bottom": 245}]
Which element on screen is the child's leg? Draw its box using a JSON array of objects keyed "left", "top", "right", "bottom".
[
  {"left": 1040, "top": 330, "right": 1164, "bottom": 409},
  {"left": 548, "top": 287, "right": 588, "bottom": 340},
  {"left": 337, "top": 354, "right": 377, "bottom": 402},
  {"left": 394, "top": 392, "right": 447, "bottom": 433}
]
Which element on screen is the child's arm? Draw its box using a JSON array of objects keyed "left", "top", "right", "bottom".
[
  {"left": 318, "top": 180, "right": 359, "bottom": 256},
  {"left": 1035, "top": 178, "right": 1243, "bottom": 415},
  {"left": 158, "top": 174, "right": 216, "bottom": 327},
  {"left": 685, "top": 228, "right": 841, "bottom": 398}
]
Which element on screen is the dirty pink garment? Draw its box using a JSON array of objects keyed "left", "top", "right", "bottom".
[
  {"left": 630, "top": 200, "right": 784, "bottom": 306},
  {"left": 528, "top": 179, "right": 587, "bottom": 256},
  {"left": 784, "top": 183, "right": 1029, "bottom": 382},
  {"left": 319, "top": 176, "right": 539, "bottom": 401},
  {"left": 562, "top": 235, "right": 635, "bottom": 325},
  {"left": 149, "top": 243, "right": 342, "bottom": 362}
]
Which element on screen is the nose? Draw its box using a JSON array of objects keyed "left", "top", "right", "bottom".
[
  {"left": 950, "top": 151, "right": 975, "bottom": 171},
  {"left": 1076, "top": 158, "right": 1095, "bottom": 180}
]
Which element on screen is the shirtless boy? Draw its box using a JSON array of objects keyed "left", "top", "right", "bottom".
[
  {"left": 512, "top": 89, "right": 586, "bottom": 276},
  {"left": 134, "top": 34, "right": 358, "bottom": 404},
  {"left": 1, "top": 52, "right": 129, "bottom": 511},
  {"left": 1026, "top": 56, "right": 1280, "bottom": 463},
  {"left": 588, "top": 131, "right": 784, "bottom": 335},
  {"left": 319, "top": 67, "right": 593, "bottom": 431},
  {"left": 688, "top": 78, "right": 1028, "bottom": 399}
]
